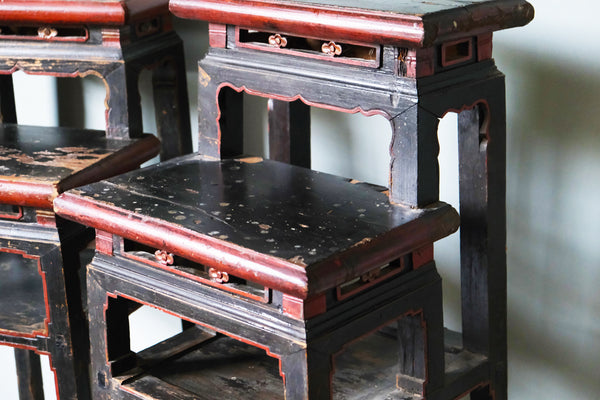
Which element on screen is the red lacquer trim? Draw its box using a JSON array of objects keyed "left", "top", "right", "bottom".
[
  {"left": 0, "top": 205, "right": 23, "bottom": 221},
  {"left": 208, "top": 81, "right": 390, "bottom": 157},
  {"left": 412, "top": 244, "right": 434, "bottom": 269},
  {"left": 103, "top": 292, "right": 113, "bottom": 366},
  {"left": 0, "top": 179, "right": 56, "bottom": 209},
  {"left": 0, "top": 248, "right": 50, "bottom": 339},
  {"left": 0, "top": 0, "right": 169, "bottom": 26},
  {"left": 405, "top": 47, "right": 435, "bottom": 78},
  {"left": 36, "top": 211, "right": 57, "bottom": 227},
  {"left": 171, "top": 0, "right": 534, "bottom": 47},
  {"left": 0, "top": 27, "right": 89, "bottom": 43},
  {"left": 0, "top": 342, "right": 50, "bottom": 356},
  {"left": 120, "top": 250, "right": 269, "bottom": 303},
  {"left": 441, "top": 38, "right": 473, "bottom": 67},
  {"left": 477, "top": 33, "right": 494, "bottom": 61},
  {"left": 56, "top": 193, "right": 309, "bottom": 299},
  {"left": 208, "top": 23, "right": 227, "bottom": 48},
  {"left": 0, "top": 341, "right": 59, "bottom": 399},
  {"left": 216, "top": 82, "right": 390, "bottom": 129},
  {"left": 0, "top": 137, "right": 158, "bottom": 210},
  {"left": 101, "top": 27, "right": 122, "bottom": 47},
  {"left": 336, "top": 257, "right": 406, "bottom": 301},
  {"left": 96, "top": 230, "right": 114, "bottom": 256},
  {"left": 120, "top": 0, "right": 170, "bottom": 23},
  {"left": 171, "top": 0, "right": 425, "bottom": 47},
  {"left": 235, "top": 27, "right": 380, "bottom": 68},
  {"left": 0, "top": 63, "right": 104, "bottom": 79},
  {"left": 282, "top": 293, "right": 327, "bottom": 320}
]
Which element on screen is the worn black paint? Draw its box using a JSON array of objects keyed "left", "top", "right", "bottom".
[
  {"left": 69, "top": 156, "right": 453, "bottom": 266},
  {"left": 0, "top": 124, "right": 142, "bottom": 182}
]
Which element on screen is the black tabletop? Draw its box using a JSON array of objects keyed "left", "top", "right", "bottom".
[
  {"left": 59, "top": 155, "right": 458, "bottom": 267},
  {"left": 283, "top": 0, "right": 506, "bottom": 16}
]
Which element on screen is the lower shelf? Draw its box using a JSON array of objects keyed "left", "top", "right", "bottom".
[
  {"left": 0, "top": 251, "right": 47, "bottom": 337},
  {"left": 116, "top": 327, "right": 486, "bottom": 400}
]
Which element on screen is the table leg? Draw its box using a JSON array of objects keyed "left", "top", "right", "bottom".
[
  {"left": 458, "top": 78, "right": 507, "bottom": 399},
  {"left": 103, "top": 64, "right": 143, "bottom": 140},
  {"left": 151, "top": 44, "right": 193, "bottom": 160},
  {"left": 14, "top": 348, "right": 45, "bottom": 400}
]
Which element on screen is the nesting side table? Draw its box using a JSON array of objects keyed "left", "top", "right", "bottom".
[
  {"left": 0, "top": 124, "right": 160, "bottom": 399},
  {"left": 169, "top": 1, "right": 534, "bottom": 398},
  {"left": 0, "top": 0, "right": 192, "bottom": 160},
  {"left": 55, "top": 156, "right": 460, "bottom": 399}
]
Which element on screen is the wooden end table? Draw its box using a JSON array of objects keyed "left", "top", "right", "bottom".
[
  {"left": 0, "top": 124, "right": 160, "bottom": 399},
  {"left": 0, "top": 0, "right": 192, "bottom": 160},
  {"left": 169, "top": 1, "right": 534, "bottom": 398},
  {"left": 55, "top": 155, "right": 460, "bottom": 399}
]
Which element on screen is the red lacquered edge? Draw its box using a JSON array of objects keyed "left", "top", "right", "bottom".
[
  {"left": 170, "top": 0, "right": 425, "bottom": 47},
  {"left": 170, "top": 0, "right": 533, "bottom": 47},
  {"left": 0, "top": 179, "right": 57, "bottom": 209},
  {"left": 0, "top": 0, "right": 168, "bottom": 26},
  {"left": 54, "top": 192, "right": 310, "bottom": 299}
]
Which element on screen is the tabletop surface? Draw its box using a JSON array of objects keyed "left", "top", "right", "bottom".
[
  {"left": 0, "top": 124, "right": 159, "bottom": 208},
  {"left": 56, "top": 155, "right": 459, "bottom": 271},
  {"left": 0, "top": 0, "right": 169, "bottom": 26}
]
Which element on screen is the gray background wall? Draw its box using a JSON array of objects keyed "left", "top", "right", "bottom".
[{"left": 1, "top": 0, "right": 599, "bottom": 398}]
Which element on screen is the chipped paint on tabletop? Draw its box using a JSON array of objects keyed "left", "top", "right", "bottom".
[{"left": 59, "top": 155, "right": 457, "bottom": 267}]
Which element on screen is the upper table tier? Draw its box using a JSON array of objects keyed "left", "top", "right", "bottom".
[
  {"left": 170, "top": 0, "right": 534, "bottom": 47},
  {"left": 0, "top": 124, "right": 159, "bottom": 209},
  {"left": 0, "top": 0, "right": 169, "bottom": 26}
]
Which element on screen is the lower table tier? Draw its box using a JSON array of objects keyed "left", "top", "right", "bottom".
[{"left": 114, "top": 327, "right": 486, "bottom": 400}]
